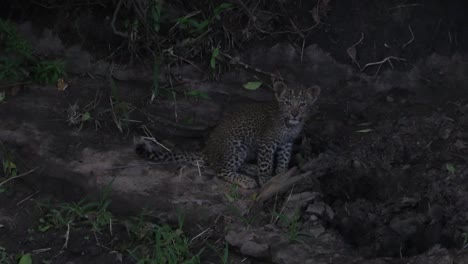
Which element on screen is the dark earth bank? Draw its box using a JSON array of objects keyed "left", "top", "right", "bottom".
[{"left": 1, "top": 0, "right": 468, "bottom": 263}]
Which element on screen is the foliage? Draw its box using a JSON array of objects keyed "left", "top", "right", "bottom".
[
  {"left": 1, "top": 153, "right": 18, "bottom": 193},
  {"left": 272, "top": 209, "right": 302, "bottom": 241},
  {"left": 38, "top": 184, "right": 113, "bottom": 233},
  {"left": 33, "top": 60, "right": 66, "bottom": 85},
  {"left": 243, "top": 81, "right": 262, "bottom": 90},
  {"left": 0, "top": 19, "right": 65, "bottom": 85},
  {"left": 0, "top": 247, "right": 12, "bottom": 264},
  {"left": 18, "top": 253, "right": 32, "bottom": 264}
]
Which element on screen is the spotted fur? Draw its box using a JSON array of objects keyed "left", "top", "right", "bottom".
[{"left": 135, "top": 81, "right": 320, "bottom": 189}]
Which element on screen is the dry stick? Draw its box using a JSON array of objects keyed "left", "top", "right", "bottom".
[
  {"left": 16, "top": 191, "right": 39, "bottom": 206},
  {"left": 402, "top": 25, "right": 415, "bottom": 48},
  {"left": 62, "top": 223, "right": 70, "bottom": 249},
  {"left": 111, "top": 0, "right": 129, "bottom": 38},
  {"left": 273, "top": 186, "right": 295, "bottom": 225},
  {"left": 346, "top": 32, "right": 364, "bottom": 70},
  {"left": 360, "top": 56, "right": 407, "bottom": 72},
  {"left": 388, "top": 4, "right": 423, "bottom": 10},
  {"left": 0, "top": 168, "right": 38, "bottom": 187},
  {"left": 109, "top": 97, "right": 123, "bottom": 133},
  {"left": 31, "top": 248, "right": 52, "bottom": 254},
  {"left": 141, "top": 125, "right": 171, "bottom": 152},
  {"left": 109, "top": 218, "right": 113, "bottom": 236},
  {"left": 220, "top": 52, "right": 278, "bottom": 80},
  {"left": 190, "top": 227, "right": 212, "bottom": 243}
]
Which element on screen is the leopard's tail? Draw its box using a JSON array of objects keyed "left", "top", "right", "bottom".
[{"left": 134, "top": 137, "right": 205, "bottom": 166}]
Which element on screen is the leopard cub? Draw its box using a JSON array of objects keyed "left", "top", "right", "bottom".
[{"left": 135, "top": 80, "right": 320, "bottom": 189}]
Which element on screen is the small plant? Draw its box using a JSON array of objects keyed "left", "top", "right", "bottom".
[
  {"left": 17, "top": 253, "right": 32, "bottom": 264},
  {"left": 0, "top": 247, "right": 12, "bottom": 264},
  {"left": 0, "top": 19, "right": 66, "bottom": 85},
  {"left": 0, "top": 19, "right": 33, "bottom": 60},
  {"left": 226, "top": 203, "right": 259, "bottom": 228},
  {"left": 224, "top": 184, "right": 240, "bottom": 202},
  {"left": 210, "top": 47, "right": 219, "bottom": 70},
  {"left": 38, "top": 185, "right": 113, "bottom": 233},
  {"left": 149, "top": 0, "right": 163, "bottom": 33},
  {"left": 446, "top": 163, "right": 456, "bottom": 174},
  {"left": 185, "top": 89, "right": 210, "bottom": 100},
  {"left": 124, "top": 209, "right": 202, "bottom": 264},
  {"left": 66, "top": 103, "right": 93, "bottom": 131},
  {"left": 0, "top": 57, "right": 28, "bottom": 83},
  {"left": 2, "top": 156, "right": 17, "bottom": 178},
  {"left": 33, "top": 60, "right": 66, "bottom": 85},
  {"left": 273, "top": 209, "right": 302, "bottom": 241},
  {"left": 110, "top": 78, "right": 136, "bottom": 133},
  {"left": 176, "top": 3, "right": 233, "bottom": 38},
  {"left": 220, "top": 243, "right": 230, "bottom": 264},
  {"left": 1, "top": 154, "right": 18, "bottom": 193}
]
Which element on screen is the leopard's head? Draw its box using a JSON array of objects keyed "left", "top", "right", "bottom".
[{"left": 273, "top": 80, "right": 321, "bottom": 127}]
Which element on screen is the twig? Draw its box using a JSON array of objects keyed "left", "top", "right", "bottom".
[
  {"left": 140, "top": 125, "right": 171, "bottom": 152},
  {"left": 346, "top": 32, "right": 364, "bottom": 70},
  {"left": 111, "top": 0, "right": 129, "bottom": 38},
  {"left": 106, "top": 162, "right": 183, "bottom": 170},
  {"left": 361, "top": 56, "right": 406, "bottom": 72},
  {"left": 31, "top": 248, "right": 52, "bottom": 254},
  {"left": 388, "top": 4, "right": 423, "bottom": 10},
  {"left": 190, "top": 227, "right": 212, "bottom": 243},
  {"left": 220, "top": 52, "right": 278, "bottom": 80},
  {"left": 109, "top": 97, "right": 123, "bottom": 133},
  {"left": 62, "top": 224, "right": 70, "bottom": 249},
  {"left": 196, "top": 161, "right": 202, "bottom": 178},
  {"left": 109, "top": 218, "right": 113, "bottom": 236},
  {"left": 0, "top": 168, "right": 38, "bottom": 187},
  {"left": 165, "top": 48, "right": 204, "bottom": 73},
  {"left": 402, "top": 25, "right": 414, "bottom": 48},
  {"left": 273, "top": 186, "right": 295, "bottom": 224},
  {"left": 16, "top": 191, "right": 39, "bottom": 206}
]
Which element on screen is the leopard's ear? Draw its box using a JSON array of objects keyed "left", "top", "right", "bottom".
[
  {"left": 305, "top": 85, "right": 321, "bottom": 102},
  {"left": 273, "top": 80, "right": 288, "bottom": 98}
]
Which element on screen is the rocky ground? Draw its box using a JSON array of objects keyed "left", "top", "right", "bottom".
[{"left": 1, "top": 1, "right": 468, "bottom": 263}]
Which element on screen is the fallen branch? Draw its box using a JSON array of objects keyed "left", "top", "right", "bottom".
[
  {"left": 250, "top": 153, "right": 334, "bottom": 210},
  {"left": 255, "top": 167, "right": 312, "bottom": 204}
]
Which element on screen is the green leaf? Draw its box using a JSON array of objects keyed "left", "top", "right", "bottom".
[
  {"left": 19, "top": 253, "right": 32, "bottom": 264},
  {"left": 446, "top": 163, "right": 456, "bottom": 174},
  {"left": 210, "top": 48, "right": 219, "bottom": 69},
  {"left": 187, "top": 90, "right": 210, "bottom": 100},
  {"left": 81, "top": 112, "right": 91, "bottom": 122},
  {"left": 355, "top": 128, "right": 373, "bottom": 133},
  {"left": 242, "top": 81, "right": 262, "bottom": 90}
]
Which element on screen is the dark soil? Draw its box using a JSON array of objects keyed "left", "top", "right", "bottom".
[{"left": 1, "top": 0, "right": 468, "bottom": 263}]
